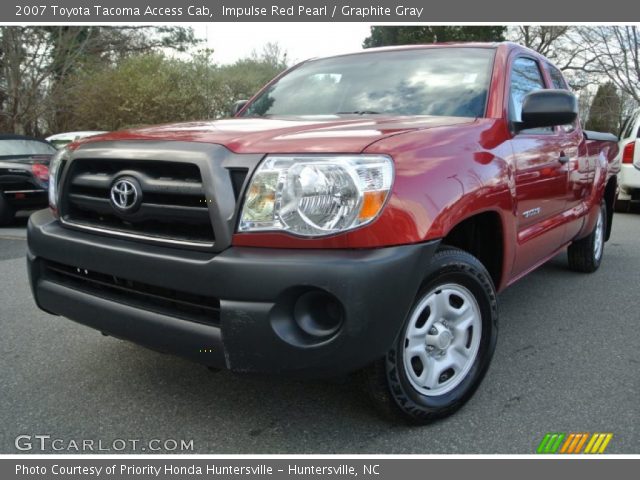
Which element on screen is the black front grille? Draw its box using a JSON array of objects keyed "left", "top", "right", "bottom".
[
  {"left": 62, "top": 159, "right": 214, "bottom": 245},
  {"left": 43, "top": 260, "right": 220, "bottom": 326}
]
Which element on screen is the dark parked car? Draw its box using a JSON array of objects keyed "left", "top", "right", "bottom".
[{"left": 0, "top": 134, "right": 55, "bottom": 225}]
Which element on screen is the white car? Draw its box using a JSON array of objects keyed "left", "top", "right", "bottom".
[
  {"left": 45, "top": 131, "right": 107, "bottom": 150},
  {"left": 616, "top": 109, "right": 640, "bottom": 211}
]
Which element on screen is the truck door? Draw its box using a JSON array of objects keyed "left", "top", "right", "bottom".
[
  {"left": 546, "top": 63, "right": 586, "bottom": 242},
  {"left": 508, "top": 56, "right": 569, "bottom": 278}
]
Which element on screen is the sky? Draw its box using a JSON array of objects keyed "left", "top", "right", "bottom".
[{"left": 192, "top": 23, "right": 373, "bottom": 64}]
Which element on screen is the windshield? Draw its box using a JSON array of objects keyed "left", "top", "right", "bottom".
[
  {"left": 242, "top": 48, "right": 495, "bottom": 118},
  {"left": 0, "top": 139, "right": 56, "bottom": 158}
]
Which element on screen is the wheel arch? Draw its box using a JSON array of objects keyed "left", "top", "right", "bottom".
[{"left": 440, "top": 210, "right": 505, "bottom": 290}]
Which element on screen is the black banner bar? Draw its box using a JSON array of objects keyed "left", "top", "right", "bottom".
[
  {"left": 4, "top": 459, "right": 640, "bottom": 480},
  {"left": 5, "top": 0, "right": 640, "bottom": 22}
]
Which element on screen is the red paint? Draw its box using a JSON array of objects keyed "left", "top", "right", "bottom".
[
  {"left": 74, "top": 115, "right": 475, "bottom": 154},
  {"left": 76, "top": 43, "right": 619, "bottom": 292}
]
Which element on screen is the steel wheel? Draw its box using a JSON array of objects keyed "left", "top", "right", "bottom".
[
  {"left": 403, "top": 283, "right": 482, "bottom": 397},
  {"left": 363, "top": 247, "right": 498, "bottom": 424},
  {"left": 568, "top": 201, "right": 607, "bottom": 273},
  {"left": 593, "top": 208, "right": 604, "bottom": 262}
]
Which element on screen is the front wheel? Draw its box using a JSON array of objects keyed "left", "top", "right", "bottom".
[
  {"left": 362, "top": 247, "right": 498, "bottom": 424},
  {"left": 567, "top": 202, "right": 606, "bottom": 273}
]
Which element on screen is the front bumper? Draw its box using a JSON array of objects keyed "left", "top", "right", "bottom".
[{"left": 27, "top": 209, "right": 439, "bottom": 376}]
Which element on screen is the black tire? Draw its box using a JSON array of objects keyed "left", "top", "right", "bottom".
[
  {"left": 614, "top": 199, "right": 630, "bottom": 213},
  {"left": 362, "top": 246, "right": 498, "bottom": 425},
  {"left": 567, "top": 202, "right": 606, "bottom": 273},
  {"left": 0, "top": 193, "right": 15, "bottom": 226}
]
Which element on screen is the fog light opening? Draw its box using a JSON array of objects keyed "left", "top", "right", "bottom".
[{"left": 293, "top": 291, "right": 344, "bottom": 338}]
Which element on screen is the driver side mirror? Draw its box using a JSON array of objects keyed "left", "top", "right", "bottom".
[
  {"left": 515, "top": 90, "right": 578, "bottom": 132},
  {"left": 231, "top": 100, "right": 248, "bottom": 117}
]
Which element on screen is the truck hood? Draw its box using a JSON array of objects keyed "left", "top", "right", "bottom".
[{"left": 78, "top": 116, "right": 476, "bottom": 154}]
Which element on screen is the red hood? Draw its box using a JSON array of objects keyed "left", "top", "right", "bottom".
[{"left": 77, "top": 116, "right": 476, "bottom": 154}]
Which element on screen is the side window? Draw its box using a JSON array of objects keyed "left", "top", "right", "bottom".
[
  {"left": 548, "top": 65, "right": 568, "bottom": 90},
  {"left": 547, "top": 64, "right": 576, "bottom": 132},
  {"left": 510, "top": 57, "right": 551, "bottom": 132}
]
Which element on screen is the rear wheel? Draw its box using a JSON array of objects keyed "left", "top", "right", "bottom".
[
  {"left": 0, "top": 193, "right": 15, "bottom": 226},
  {"left": 362, "top": 247, "right": 498, "bottom": 424},
  {"left": 567, "top": 202, "right": 606, "bottom": 273}
]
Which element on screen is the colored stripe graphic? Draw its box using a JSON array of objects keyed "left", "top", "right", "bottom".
[
  {"left": 548, "top": 433, "right": 565, "bottom": 453},
  {"left": 538, "top": 433, "right": 613, "bottom": 454},
  {"left": 584, "top": 433, "right": 613, "bottom": 454},
  {"left": 537, "top": 433, "right": 565, "bottom": 453},
  {"left": 597, "top": 434, "right": 613, "bottom": 453},
  {"left": 560, "top": 433, "right": 576, "bottom": 453},
  {"left": 574, "top": 433, "right": 590, "bottom": 453},
  {"left": 560, "top": 433, "right": 588, "bottom": 454},
  {"left": 537, "top": 433, "right": 552, "bottom": 454},
  {"left": 584, "top": 433, "right": 599, "bottom": 453}
]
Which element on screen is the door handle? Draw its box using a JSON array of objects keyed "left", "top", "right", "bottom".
[{"left": 558, "top": 154, "right": 570, "bottom": 164}]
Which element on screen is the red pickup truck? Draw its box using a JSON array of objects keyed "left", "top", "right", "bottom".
[{"left": 27, "top": 42, "right": 619, "bottom": 424}]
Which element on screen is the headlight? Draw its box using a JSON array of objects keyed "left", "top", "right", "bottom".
[
  {"left": 48, "top": 148, "right": 69, "bottom": 211},
  {"left": 239, "top": 155, "right": 394, "bottom": 236}
]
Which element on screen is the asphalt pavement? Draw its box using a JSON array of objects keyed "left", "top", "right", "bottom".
[{"left": 1, "top": 214, "right": 638, "bottom": 454}]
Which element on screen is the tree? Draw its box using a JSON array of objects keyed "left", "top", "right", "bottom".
[
  {"left": 63, "top": 53, "right": 220, "bottom": 130},
  {"left": 248, "top": 42, "right": 288, "bottom": 71},
  {"left": 0, "top": 26, "right": 200, "bottom": 135},
  {"left": 619, "top": 91, "right": 638, "bottom": 134},
  {"left": 363, "top": 26, "right": 506, "bottom": 48},
  {"left": 514, "top": 26, "right": 571, "bottom": 57},
  {"left": 62, "top": 44, "right": 288, "bottom": 131},
  {"left": 585, "top": 82, "right": 622, "bottom": 134},
  {"left": 47, "top": 26, "right": 200, "bottom": 132},
  {"left": 0, "top": 28, "right": 50, "bottom": 135},
  {"left": 576, "top": 26, "right": 640, "bottom": 105},
  {"left": 577, "top": 89, "right": 595, "bottom": 126},
  {"left": 214, "top": 42, "right": 288, "bottom": 114}
]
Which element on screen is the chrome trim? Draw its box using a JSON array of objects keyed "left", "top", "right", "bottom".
[
  {"left": 59, "top": 217, "right": 215, "bottom": 248},
  {"left": 4, "top": 189, "right": 45, "bottom": 194},
  {"left": 110, "top": 178, "right": 140, "bottom": 212}
]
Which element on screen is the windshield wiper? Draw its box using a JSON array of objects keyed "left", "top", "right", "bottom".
[{"left": 335, "top": 111, "right": 381, "bottom": 115}]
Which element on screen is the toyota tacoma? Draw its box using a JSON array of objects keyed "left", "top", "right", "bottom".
[{"left": 27, "top": 43, "right": 620, "bottom": 423}]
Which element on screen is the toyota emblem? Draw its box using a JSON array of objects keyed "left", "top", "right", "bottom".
[{"left": 110, "top": 178, "right": 141, "bottom": 212}]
